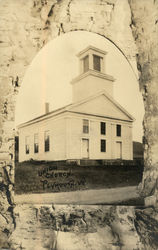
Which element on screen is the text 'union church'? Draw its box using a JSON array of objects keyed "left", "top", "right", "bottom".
[{"left": 18, "top": 46, "right": 134, "bottom": 162}]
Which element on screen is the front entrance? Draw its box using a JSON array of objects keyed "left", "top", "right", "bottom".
[
  {"left": 82, "top": 139, "right": 89, "bottom": 159},
  {"left": 116, "top": 142, "right": 122, "bottom": 159}
]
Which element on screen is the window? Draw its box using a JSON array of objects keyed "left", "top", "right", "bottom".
[
  {"left": 34, "top": 133, "right": 39, "bottom": 153},
  {"left": 93, "top": 55, "right": 101, "bottom": 71},
  {"left": 116, "top": 124, "right": 121, "bottom": 137},
  {"left": 101, "top": 122, "right": 106, "bottom": 135},
  {"left": 83, "top": 119, "right": 89, "bottom": 133},
  {"left": 25, "top": 136, "right": 30, "bottom": 154},
  {"left": 44, "top": 131, "right": 50, "bottom": 152},
  {"left": 101, "top": 139, "right": 106, "bottom": 152},
  {"left": 83, "top": 55, "right": 89, "bottom": 73}
]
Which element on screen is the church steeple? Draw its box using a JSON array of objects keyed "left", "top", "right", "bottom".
[
  {"left": 71, "top": 46, "right": 115, "bottom": 103},
  {"left": 77, "top": 46, "right": 107, "bottom": 74}
]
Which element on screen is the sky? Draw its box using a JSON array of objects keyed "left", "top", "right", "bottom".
[{"left": 15, "top": 31, "right": 145, "bottom": 142}]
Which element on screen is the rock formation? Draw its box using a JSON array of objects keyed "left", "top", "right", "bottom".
[{"left": 0, "top": 0, "right": 158, "bottom": 249}]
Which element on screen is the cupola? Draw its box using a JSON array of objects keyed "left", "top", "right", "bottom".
[
  {"left": 78, "top": 46, "right": 107, "bottom": 74},
  {"left": 71, "top": 46, "right": 115, "bottom": 103}
]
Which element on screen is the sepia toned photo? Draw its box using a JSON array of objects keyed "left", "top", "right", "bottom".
[
  {"left": 14, "top": 31, "right": 144, "bottom": 205},
  {"left": 1, "top": 0, "right": 158, "bottom": 249}
]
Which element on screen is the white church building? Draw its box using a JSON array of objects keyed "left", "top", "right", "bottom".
[{"left": 18, "top": 46, "right": 134, "bottom": 162}]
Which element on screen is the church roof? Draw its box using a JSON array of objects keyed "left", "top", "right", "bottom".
[
  {"left": 17, "top": 103, "right": 72, "bottom": 129},
  {"left": 18, "top": 90, "right": 134, "bottom": 129},
  {"left": 67, "top": 90, "right": 135, "bottom": 121}
]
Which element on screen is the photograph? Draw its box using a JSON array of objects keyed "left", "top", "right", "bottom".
[
  {"left": 1, "top": 0, "right": 158, "bottom": 249},
  {"left": 14, "top": 31, "right": 144, "bottom": 205}
]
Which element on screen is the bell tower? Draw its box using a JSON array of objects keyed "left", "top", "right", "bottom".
[{"left": 71, "top": 46, "right": 115, "bottom": 103}]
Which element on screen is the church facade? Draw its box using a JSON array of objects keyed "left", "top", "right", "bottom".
[{"left": 18, "top": 46, "right": 134, "bottom": 162}]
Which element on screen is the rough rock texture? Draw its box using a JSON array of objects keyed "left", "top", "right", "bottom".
[
  {"left": 0, "top": 0, "right": 158, "bottom": 249},
  {"left": 129, "top": 0, "right": 158, "bottom": 205},
  {"left": 10, "top": 205, "right": 143, "bottom": 250}
]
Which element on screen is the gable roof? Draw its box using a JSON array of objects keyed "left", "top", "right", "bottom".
[
  {"left": 18, "top": 90, "right": 134, "bottom": 129},
  {"left": 17, "top": 104, "right": 72, "bottom": 129},
  {"left": 67, "top": 90, "right": 135, "bottom": 122}
]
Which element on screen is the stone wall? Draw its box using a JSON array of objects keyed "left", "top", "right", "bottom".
[{"left": 0, "top": 0, "right": 158, "bottom": 249}]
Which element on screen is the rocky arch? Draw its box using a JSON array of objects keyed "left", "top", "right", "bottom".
[{"left": 0, "top": 0, "right": 158, "bottom": 249}]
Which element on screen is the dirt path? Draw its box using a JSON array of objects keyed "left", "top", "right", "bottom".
[{"left": 14, "top": 186, "right": 141, "bottom": 205}]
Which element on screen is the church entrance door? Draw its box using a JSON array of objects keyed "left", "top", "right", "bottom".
[
  {"left": 82, "top": 139, "right": 89, "bottom": 159},
  {"left": 116, "top": 141, "right": 122, "bottom": 159}
]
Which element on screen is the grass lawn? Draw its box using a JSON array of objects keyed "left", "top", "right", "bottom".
[{"left": 15, "top": 160, "right": 143, "bottom": 195}]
